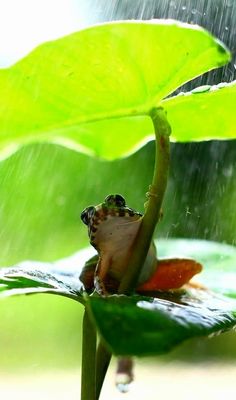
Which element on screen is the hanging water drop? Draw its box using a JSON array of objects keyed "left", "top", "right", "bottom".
[{"left": 115, "top": 357, "right": 134, "bottom": 393}]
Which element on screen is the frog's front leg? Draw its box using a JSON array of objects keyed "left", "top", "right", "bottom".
[
  {"left": 94, "top": 253, "right": 113, "bottom": 295},
  {"left": 79, "top": 255, "right": 97, "bottom": 291},
  {"left": 80, "top": 254, "right": 120, "bottom": 294}
]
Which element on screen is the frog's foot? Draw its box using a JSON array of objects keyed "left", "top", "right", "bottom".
[
  {"left": 144, "top": 185, "right": 163, "bottom": 220},
  {"left": 146, "top": 184, "right": 158, "bottom": 199},
  {"left": 137, "top": 258, "right": 203, "bottom": 292},
  {"left": 79, "top": 254, "right": 120, "bottom": 294},
  {"left": 144, "top": 185, "right": 158, "bottom": 209},
  {"left": 79, "top": 255, "right": 98, "bottom": 292},
  {"left": 94, "top": 255, "right": 113, "bottom": 296},
  {"left": 94, "top": 275, "right": 108, "bottom": 296}
]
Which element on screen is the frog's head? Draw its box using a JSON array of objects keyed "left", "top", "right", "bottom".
[
  {"left": 81, "top": 194, "right": 142, "bottom": 248},
  {"left": 103, "top": 194, "right": 126, "bottom": 208},
  {"left": 81, "top": 194, "right": 127, "bottom": 227}
]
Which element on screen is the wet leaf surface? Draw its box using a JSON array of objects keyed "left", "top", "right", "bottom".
[
  {"left": 86, "top": 239, "right": 236, "bottom": 356},
  {"left": 0, "top": 260, "right": 85, "bottom": 302},
  {"left": 162, "top": 81, "right": 236, "bottom": 142},
  {"left": 1, "top": 239, "right": 236, "bottom": 357},
  {"left": 88, "top": 289, "right": 236, "bottom": 356}
]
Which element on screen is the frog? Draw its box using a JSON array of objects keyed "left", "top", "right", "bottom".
[{"left": 80, "top": 194, "right": 202, "bottom": 295}]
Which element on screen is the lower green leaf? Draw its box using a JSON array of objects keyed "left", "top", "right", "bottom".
[
  {"left": 88, "top": 290, "right": 236, "bottom": 357},
  {"left": 87, "top": 239, "right": 236, "bottom": 356},
  {"left": 1, "top": 238, "right": 236, "bottom": 358},
  {"left": 0, "top": 256, "right": 88, "bottom": 302}
]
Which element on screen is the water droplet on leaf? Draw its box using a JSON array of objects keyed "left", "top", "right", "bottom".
[{"left": 192, "top": 85, "right": 211, "bottom": 94}]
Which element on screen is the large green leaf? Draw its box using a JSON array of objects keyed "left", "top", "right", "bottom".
[
  {"left": 162, "top": 81, "right": 236, "bottom": 141},
  {"left": 88, "top": 291, "right": 236, "bottom": 356},
  {"left": 0, "top": 20, "right": 230, "bottom": 160}
]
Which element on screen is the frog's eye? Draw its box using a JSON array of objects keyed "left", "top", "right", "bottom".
[
  {"left": 81, "top": 206, "right": 95, "bottom": 225},
  {"left": 104, "top": 194, "right": 126, "bottom": 208}
]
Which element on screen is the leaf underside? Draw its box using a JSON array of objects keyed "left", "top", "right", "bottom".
[
  {"left": 162, "top": 81, "right": 236, "bottom": 142},
  {"left": 0, "top": 20, "right": 232, "bottom": 160},
  {"left": 1, "top": 239, "right": 236, "bottom": 357}
]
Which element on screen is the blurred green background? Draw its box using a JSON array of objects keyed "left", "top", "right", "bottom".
[{"left": 0, "top": 0, "right": 236, "bottom": 377}]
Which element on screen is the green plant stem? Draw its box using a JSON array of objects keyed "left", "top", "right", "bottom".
[
  {"left": 118, "top": 107, "right": 171, "bottom": 294},
  {"left": 95, "top": 339, "right": 112, "bottom": 399},
  {"left": 83, "top": 107, "right": 170, "bottom": 400},
  {"left": 81, "top": 307, "right": 97, "bottom": 400}
]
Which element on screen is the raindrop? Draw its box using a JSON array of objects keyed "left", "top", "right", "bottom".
[
  {"left": 116, "top": 382, "right": 130, "bottom": 393},
  {"left": 225, "top": 26, "right": 229, "bottom": 31},
  {"left": 181, "top": 6, "right": 186, "bottom": 11},
  {"left": 192, "top": 85, "right": 211, "bottom": 94},
  {"left": 186, "top": 207, "right": 191, "bottom": 216},
  {"left": 223, "top": 166, "right": 233, "bottom": 178},
  {"left": 116, "top": 357, "right": 134, "bottom": 393}
]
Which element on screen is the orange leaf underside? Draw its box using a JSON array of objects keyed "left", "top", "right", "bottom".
[{"left": 137, "top": 258, "right": 203, "bottom": 291}]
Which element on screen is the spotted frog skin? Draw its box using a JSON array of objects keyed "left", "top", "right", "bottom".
[
  {"left": 81, "top": 194, "right": 202, "bottom": 295},
  {"left": 81, "top": 194, "right": 157, "bottom": 294}
]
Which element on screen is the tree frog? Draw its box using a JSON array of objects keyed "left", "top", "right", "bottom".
[{"left": 80, "top": 194, "right": 202, "bottom": 295}]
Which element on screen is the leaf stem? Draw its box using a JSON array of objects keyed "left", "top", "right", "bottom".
[
  {"left": 95, "top": 339, "right": 112, "bottom": 399},
  {"left": 81, "top": 307, "right": 97, "bottom": 400},
  {"left": 118, "top": 107, "right": 171, "bottom": 294},
  {"left": 81, "top": 107, "right": 170, "bottom": 399}
]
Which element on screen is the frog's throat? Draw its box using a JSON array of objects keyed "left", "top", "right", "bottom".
[{"left": 88, "top": 206, "right": 142, "bottom": 246}]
